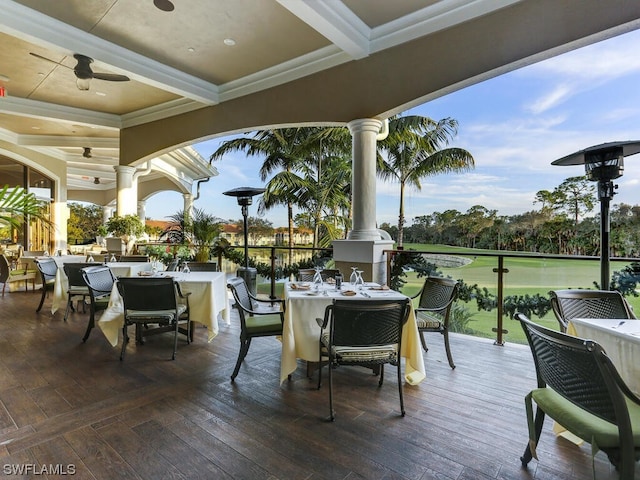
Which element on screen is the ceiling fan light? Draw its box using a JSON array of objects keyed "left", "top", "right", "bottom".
[
  {"left": 83, "top": 147, "right": 92, "bottom": 158},
  {"left": 94, "top": 177, "right": 100, "bottom": 185},
  {"left": 76, "top": 78, "right": 90, "bottom": 90}
]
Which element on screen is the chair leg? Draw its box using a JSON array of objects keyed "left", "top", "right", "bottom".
[
  {"left": 521, "top": 407, "right": 545, "bottom": 466},
  {"left": 2, "top": 283, "right": 5, "bottom": 297},
  {"left": 443, "top": 330, "right": 456, "bottom": 369},
  {"left": 82, "top": 310, "right": 95, "bottom": 342},
  {"left": 171, "top": 320, "right": 178, "bottom": 360},
  {"left": 231, "top": 337, "right": 251, "bottom": 381},
  {"left": 328, "top": 354, "right": 335, "bottom": 421},
  {"left": 63, "top": 298, "right": 72, "bottom": 322},
  {"left": 419, "top": 331, "right": 429, "bottom": 352},
  {"left": 378, "top": 364, "right": 385, "bottom": 387},
  {"left": 120, "top": 325, "right": 128, "bottom": 361},
  {"left": 397, "top": 361, "right": 405, "bottom": 417},
  {"left": 35, "top": 287, "right": 46, "bottom": 312}
]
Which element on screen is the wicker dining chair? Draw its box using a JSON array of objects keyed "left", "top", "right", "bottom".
[
  {"left": 515, "top": 313, "right": 640, "bottom": 479},
  {"left": 411, "top": 276, "right": 459, "bottom": 369},
  {"left": 81, "top": 265, "right": 117, "bottom": 342},
  {"left": 62, "top": 262, "right": 102, "bottom": 322},
  {"left": 116, "top": 276, "right": 191, "bottom": 361},
  {"left": 34, "top": 257, "right": 58, "bottom": 312},
  {"left": 550, "top": 289, "right": 636, "bottom": 333},
  {"left": 186, "top": 261, "right": 218, "bottom": 272},
  {"left": 316, "top": 298, "right": 410, "bottom": 421},
  {"left": 227, "top": 276, "right": 285, "bottom": 381}
]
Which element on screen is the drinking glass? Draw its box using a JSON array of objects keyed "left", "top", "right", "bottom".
[
  {"left": 313, "top": 266, "right": 323, "bottom": 291},
  {"left": 349, "top": 266, "right": 358, "bottom": 285},
  {"left": 355, "top": 270, "right": 365, "bottom": 290},
  {"left": 182, "top": 261, "right": 190, "bottom": 273}
]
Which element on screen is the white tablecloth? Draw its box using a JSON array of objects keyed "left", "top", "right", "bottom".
[
  {"left": 281, "top": 282, "right": 426, "bottom": 385},
  {"left": 567, "top": 317, "right": 640, "bottom": 396},
  {"left": 98, "top": 271, "right": 230, "bottom": 346},
  {"left": 51, "top": 261, "right": 154, "bottom": 314}
]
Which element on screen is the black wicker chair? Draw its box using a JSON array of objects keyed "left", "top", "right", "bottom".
[
  {"left": 550, "top": 289, "right": 636, "bottom": 333},
  {"left": 515, "top": 313, "right": 640, "bottom": 479},
  {"left": 81, "top": 265, "right": 117, "bottom": 342},
  {"left": 411, "top": 276, "right": 459, "bottom": 369},
  {"left": 186, "top": 261, "right": 218, "bottom": 272},
  {"left": 317, "top": 298, "right": 410, "bottom": 421},
  {"left": 34, "top": 257, "right": 58, "bottom": 312},
  {"left": 297, "top": 268, "right": 339, "bottom": 282},
  {"left": 62, "top": 262, "right": 101, "bottom": 322},
  {"left": 116, "top": 277, "right": 190, "bottom": 361},
  {"left": 227, "top": 276, "right": 284, "bottom": 381}
]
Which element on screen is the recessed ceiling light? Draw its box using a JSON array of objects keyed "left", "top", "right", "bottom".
[
  {"left": 187, "top": 47, "right": 195, "bottom": 53},
  {"left": 95, "top": 91, "right": 106, "bottom": 96},
  {"left": 31, "top": 126, "right": 40, "bottom": 130},
  {"left": 223, "top": 38, "right": 236, "bottom": 46},
  {"left": 0, "top": 74, "right": 9, "bottom": 82}
]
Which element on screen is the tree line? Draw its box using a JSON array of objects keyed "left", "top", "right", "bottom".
[{"left": 383, "top": 176, "right": 640, "bottom": 257}]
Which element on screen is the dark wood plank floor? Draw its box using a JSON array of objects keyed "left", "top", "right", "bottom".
[{"left": 0, "top": 286, "right": 637, "bottom": 479}]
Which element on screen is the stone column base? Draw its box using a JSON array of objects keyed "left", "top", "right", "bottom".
[{"left": 332, "top": 239, "right": 395, "bottom": 286}]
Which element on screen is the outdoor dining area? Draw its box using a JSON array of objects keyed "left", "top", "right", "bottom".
[{"left": 0, "top": 257, "right": 638, "bottom": 479}]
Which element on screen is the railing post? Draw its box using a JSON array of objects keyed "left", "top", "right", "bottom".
[
  {"left": 492, "top": 255, "right": 509, "bottom": 346},
  {"left": 269, "top": 246, "right": 277, "bottom": 300}
]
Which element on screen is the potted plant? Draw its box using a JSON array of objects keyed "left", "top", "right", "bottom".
[
  {"left": 162, "top": 208, "right": 221, "bottom": 262},
  {"left": 95, "top": 224, "right": 108, "bottom": 247},
  {"left": 105, "top": 214, "right": 145, "bottom": 254}
]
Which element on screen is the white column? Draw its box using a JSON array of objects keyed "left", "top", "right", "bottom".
[
  {"left": 333, "top": 118, "right": 394, "bottom": 285},
  {"left": 137, "top": 200, "right": 146, "bottom": 224},
  {"left": 102, "top": 205, "right": 114, "bottom": 223},
  {"left": 347, "top": 118, "right": 383, "bottom": 240},
  {"left": 183, "top": 193, "right": 194, "bottom": 219},
  {"left": 114, "top": 165, "right": 137, "bottom": 216}
]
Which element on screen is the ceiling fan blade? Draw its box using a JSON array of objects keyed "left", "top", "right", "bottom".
[
  {"left": 91, "top": 72, "right": 130, "bottom": 82},
  {"left": 29, "top": 52, "right": 72, "bottom": 69}
]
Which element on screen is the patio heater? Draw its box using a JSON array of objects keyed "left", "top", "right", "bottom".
[
  {"left": 223, "top": 187, "right": 266, "bottom": 295},
  {"left": 552, "top": 141, "right": 640, "bottom": 290}
]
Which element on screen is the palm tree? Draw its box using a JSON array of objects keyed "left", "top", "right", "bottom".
[
  {"left": 377, "top": 115, "right": 475, "bottom": 247},
  {"left": 0, "top": 185, "right": 52, "bottom": 228},
  {"left": 210, "top": 129, "right": 309, "bottom": 253}
]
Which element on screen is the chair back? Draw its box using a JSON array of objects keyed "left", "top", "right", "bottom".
[
  {"left": 118, "top": 255, "right": 149, "bottom": 262},
  {"left": 550, "top": 289, "right": 635, "bottom": 332},
  {"left": 227, "top": 276, "right": 256, "bottom": 316},
  {"left": 186, "top": 261, "right": 218, "bottom": 272},
  {"left": 329, "top": 299, "right": 410, "bottom": 349},
  {"left": 166, "top": 259, "right": 179, "bottom": 271},
  {"left": 81, "top": 265, "right": 116, "bottom": 300},
  {"left": 34, "top": 257, "right": 58, "bottom": 282},
  {"left": 516, "top": 313, "right": 632, "bottom": 426},
  {"left": 298, "top": 268, "right": 339, "bottom": 282},
  {"left": 116, "top": 277, "right": 178, "bottom": 312},
  {"left": 0, "top": 254, "right": 10, "bottom": 282},
  {"left": 417, "top": 276, "right": 458, "bottom": 314},
  {"left": 64, "top": 263, "right": 102, "bottom": 288}
]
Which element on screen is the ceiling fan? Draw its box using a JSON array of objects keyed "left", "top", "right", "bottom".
[{"left": 29, "top": 52, "right": 130, "bottom": 90}]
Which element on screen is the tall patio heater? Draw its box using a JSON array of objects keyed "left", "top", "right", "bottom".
[
  {"left": 552, "top": 141, "right": 640, "bottom": 290},
  {"left": 223, "top": 187, "right": 266, "bottom": 295}
]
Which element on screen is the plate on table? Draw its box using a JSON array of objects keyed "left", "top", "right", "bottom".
[
  {"left": 341, "top": 290, "right": 357, "bottom": 296},
  {"left": 290, "top": 283, "right": 311, "bottom": 290},
  {"left": 305, "top": 291, "right": 320, "bottom": 296},
  {"left": 369, "top": 285, "right": 390, "bottom": 291}
]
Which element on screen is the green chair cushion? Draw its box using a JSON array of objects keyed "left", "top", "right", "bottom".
[
  {"left": 532, "top": 387, "right": 640, "bottom": 448},
  {"left": 125, "top": 304, "right": 187, "bottom": 322},
  {"left": 246, "top": 313, "right": 282, "bottom": 334}
]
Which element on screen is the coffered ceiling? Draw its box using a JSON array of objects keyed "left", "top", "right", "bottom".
[{"left": 0, "top": 0, "right": 639, "bottom": 197}]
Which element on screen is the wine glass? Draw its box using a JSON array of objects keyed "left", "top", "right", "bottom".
[
  {"left": 312, "top": 266, "right": 323, "bottom": 291},
  {"left": 182, "top": 261, "right": 190, "bottom": 273},
  {"left": 355, "top": 270, "right": 365, "bottom": 290},
  {"left": 349, "top": 266, "right": 358, "bottom": 285}
]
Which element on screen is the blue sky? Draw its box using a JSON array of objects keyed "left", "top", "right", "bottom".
[{"left": 145, "top": 28, "right": 640, "bottom": 227}]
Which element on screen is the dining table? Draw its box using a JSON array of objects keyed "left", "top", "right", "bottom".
[
  {"left": 50, "top": 260, "right": 155, "bottom": 315},
  {"left": 98, "top": 271, "right": 230, "bottom": 346},
  {"left": 280, "top": 281, "right": 426, "bottom": 385},
  {"left": 567, "top": 317, "right": 640, "bottom": 396}
]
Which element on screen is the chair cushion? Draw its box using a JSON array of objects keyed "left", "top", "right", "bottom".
[
  {"left": 334, "top": 344, "right": 398, "bottom": 362},
  {"left": 246, "top": 313, "right": 282, "bottom": 334},
  {"left": 415, "top": 311, "right": 443, "bottom": 329},
  {"left": 125, "top": 304, "right": 187, "bottom": 322},
  {"left": 68, "top": 286, "right": 89, "bottom": 295},
  {"left": 532, "top": 387, "right": 640, "bottom": 448}
]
